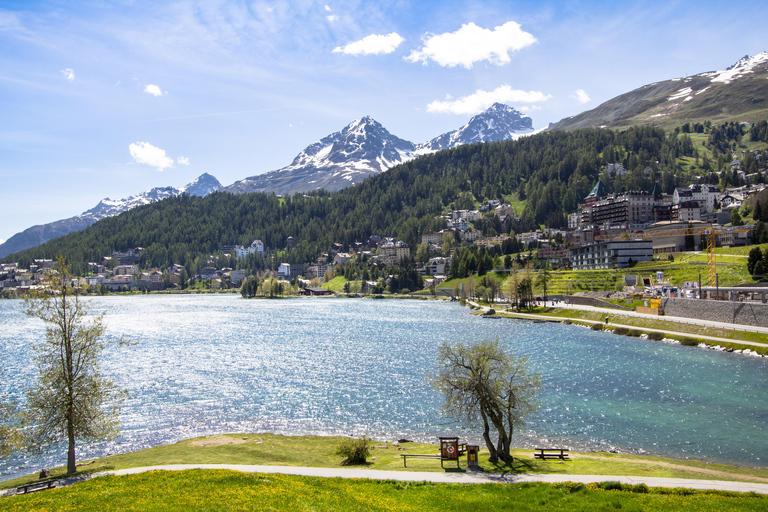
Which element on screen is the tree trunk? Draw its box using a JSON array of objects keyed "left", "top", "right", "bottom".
[
  {"left": 480, "top": 409, "right": 498, "bottom": 462},
  {"left": 67, "top": 418, "right": 76, "bottom": 474}
]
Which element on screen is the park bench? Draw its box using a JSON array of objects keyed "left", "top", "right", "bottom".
[
  {"left": 534, "top": 448, "right": 570, "bottom": 460},
  {"left": 16, "top": 480, "right": 56, "bottom": 494},
  {"left": 400, "top": 437, "right": 467, "bottom": 468}
]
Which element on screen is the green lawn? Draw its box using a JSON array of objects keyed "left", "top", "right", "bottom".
[
  {"left": 2, "top": 469, "right": 767, "bottom": 511},
  {"left": 4, "top": 434, "right": 768, "bottom": 492}
]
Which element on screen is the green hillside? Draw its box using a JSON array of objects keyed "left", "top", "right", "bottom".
[{"left": 3, "top": 124, "right": 766, "bottom": 277}]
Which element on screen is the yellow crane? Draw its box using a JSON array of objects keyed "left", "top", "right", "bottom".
[{"left": 595, "top": 225, "right": 753, "bottom": 287}]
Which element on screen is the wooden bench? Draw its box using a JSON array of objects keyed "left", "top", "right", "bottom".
[
  {"left": 17, "top": 480, "right": 56, "bottom": 494},
  {"left": 534, "top": 448, "right": 570, "bottom": 460}
]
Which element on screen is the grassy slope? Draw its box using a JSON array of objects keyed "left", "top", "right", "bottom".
[{"left": 4, "top": 433, "right": 768, "bottom": 492}]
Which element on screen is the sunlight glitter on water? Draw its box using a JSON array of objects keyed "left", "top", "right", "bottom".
[{"left": 1, "top": 295, "right": 767, "bottom": 480}]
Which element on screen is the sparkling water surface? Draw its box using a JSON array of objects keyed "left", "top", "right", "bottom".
[{"left": 1, "top": 295, "right": 767, "bottom": 480}]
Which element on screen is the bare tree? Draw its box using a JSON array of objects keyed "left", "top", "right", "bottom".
[
  {"left": 431, "top": 339, "right": 540, "bottom": 463},
  {"left": 24, "top": 255, "right": 126, "bottom": 474}
]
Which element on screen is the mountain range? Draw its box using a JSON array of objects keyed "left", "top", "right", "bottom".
[
  {"left": 549, "top": 52, "right": 768, "bottom": 131},
  {"left": 224, "top": 103, "right": 533, "bottom": 195},
  {"left": 0, "top": 173, "right": 222, "bottom": 259},
  {"left": 1, "top": 104, "right": 532, "bottom": 258}
]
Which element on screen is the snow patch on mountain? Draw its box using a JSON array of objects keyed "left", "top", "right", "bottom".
[
  {"left": 0, "top": 174, "right": 222, "bottom": 258},
  {"left": 707, "top": 52, "right": 768, "bottom": 84},
  {"left": 225, "top": 103, "right": 534, "bottom": 196}
]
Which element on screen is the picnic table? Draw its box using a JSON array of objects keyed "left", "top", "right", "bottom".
[{"left": 533, "top": 448, "right": 570, "bottom": 460}]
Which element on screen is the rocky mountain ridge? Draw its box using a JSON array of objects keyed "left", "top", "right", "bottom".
[
  {"left": 0, "top": 173, "right": 222, "bottom": 259},
  {"left": 225, "top": 103, "right": 533, "bottom": 195}
]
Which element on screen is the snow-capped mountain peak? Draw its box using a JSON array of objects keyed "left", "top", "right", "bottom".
[
  {"left": 225, "top": 103, "right": 535, "bottom": 196},
  {"left": 420, "top": 103, "right": 534, "bottom": 151},
  {"left": 0, "top": 173, "right": 222, "bottom": 258},
  {"left": 181, "top": 173, "right": 222, "bottom": 196}
]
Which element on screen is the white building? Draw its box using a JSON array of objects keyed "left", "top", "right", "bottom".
[{"left": 234, "top": 239, "right": 265, "bottom": 259}]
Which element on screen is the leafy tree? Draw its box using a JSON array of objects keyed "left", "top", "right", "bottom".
[
  {"left": 535, "top": 265, "right": 552, "bottom": 301},
  {"left": 748, "top": 247, "right": 763, "bottom": 275},
  {"left": 24, "top": 255, "right": 126, "bottom": 474},
  {"left": 431, "top": 339, "right": 540, "bottom": 463},
  {"left": 0, "top": 370, "right": 22, "bottom": 458},
  {"left": 731, "top": 210, "right": 743, "bottom": 227}
]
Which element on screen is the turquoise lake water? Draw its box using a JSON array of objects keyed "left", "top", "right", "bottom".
[{"left": 1, "top": 295, "right": 767, "bottom": 480}]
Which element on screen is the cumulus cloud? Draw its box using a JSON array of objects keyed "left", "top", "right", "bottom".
[
  {"left": 60, "top": 68, "right": 75, "bottom": 82},
  {"left": 129, "top": 142, "right": 174, "bottom": 171},
  {"left": 325, "top": 4, "right": 331, "bottom": 11},
  {"left": 177, "top": 156, "right": 190, "bottom": 165},
  {"left": 143, "top": 84, "right": 164, "bottom": 97},
  {"left": 327, "top": 14, "right": 338, "bottom": 22},
  {"left": 427, "top": 85, "right": 551, "bottom": 115},
  {"left": 405, "top": 21, "right": 536, "bottom": 68},
  {"left": 333, "top": 32, "right": 405, "bottom": 56},
  {"left": 571, "top": 89, "right": 591, "bottom": 104}
]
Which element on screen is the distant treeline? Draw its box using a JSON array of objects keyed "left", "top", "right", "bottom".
[{"left": 4, "top": 124, "right": 761, "bottom": 275}]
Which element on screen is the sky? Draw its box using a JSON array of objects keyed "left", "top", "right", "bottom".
[{"left": 1, "top": 0, "right": 768, "bottom": 243}]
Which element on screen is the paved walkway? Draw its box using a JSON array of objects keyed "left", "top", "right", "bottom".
[
  {"left": 470, "top": 302, "right": 768, "bottom": 349},
  {"left": 6, "top": 464, "right": 763, "bottom": 495}
]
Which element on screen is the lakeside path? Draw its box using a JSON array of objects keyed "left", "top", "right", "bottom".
[
  {"left": 15, "top": 464, "right": 766, "bottom": 495},
  {"left": 467, "top": 301, "right": 768, "bottom": 349}
]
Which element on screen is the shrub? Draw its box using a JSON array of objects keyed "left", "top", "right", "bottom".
[
  {"left": 647, "top": 332, "right": 664, "bottom": 341},
  {"left": 627, "top": 329, "right": 642, "bottom": 337},
  {"left": 680, "top": 338, "right": 699, "bottom": 346},
  {"left": 590, "top": 323, "right": 603, "bottom": 331},
  {"left": 612, "top": 327, "right": 628, "bottom": 335},
  {"left": 335, "top": 436, "right": 371, "bottom": 465}
]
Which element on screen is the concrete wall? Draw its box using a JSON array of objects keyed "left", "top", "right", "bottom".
[
  {"left": 564, "top": 295, "right": 630, "bottom": 310},
  {"left": 661, "top": 297, "right": 768, "bottom": 328}
]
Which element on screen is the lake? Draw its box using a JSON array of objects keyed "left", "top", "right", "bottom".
[{"left": 1, "top": 294, "right": 767, "bottom": 480}]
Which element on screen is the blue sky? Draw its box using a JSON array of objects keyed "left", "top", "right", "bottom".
[{"left": 1, "top": 0, "right": 767, "bottom": 242}]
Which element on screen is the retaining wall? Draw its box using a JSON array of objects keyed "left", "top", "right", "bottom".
[
  {"left": 565, "top": 295, "right": 630, "bottom": 310},
  {"left": 660, "top": 297, "right": 768, "bottom": 328}
]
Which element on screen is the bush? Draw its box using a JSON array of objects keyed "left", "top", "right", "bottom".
[
  {"left": 590, "top": 323, "right": 603, "bottom": 331},
  {"left": 647, "top": 332, "right": 664, "bottom": 341},
  {"left": 680, "top": 338, "right": 699, "bottom": 346},
  {"left": 612, "top": 327, "right": 629, "bottom": 335},
  {"left": 627, "top": 329, "right": 642, "bottom": 337},
  {"left": 335, "top": 436, "right": 371, "bottom": 465}
]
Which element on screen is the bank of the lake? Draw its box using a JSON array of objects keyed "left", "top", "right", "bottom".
[{"left": 2, "top": 295, "right": 767, "bottom": 483}]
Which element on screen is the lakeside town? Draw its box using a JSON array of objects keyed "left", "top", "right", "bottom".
[{"left": 2, "top": 157, "right": 766, "bottom": 299}]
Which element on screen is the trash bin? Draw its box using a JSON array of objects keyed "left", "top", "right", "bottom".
[{"left": 466, "top": 445, "right": 479, "bottom": 468}]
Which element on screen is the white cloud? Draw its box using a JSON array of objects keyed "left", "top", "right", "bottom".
[
  {"left": 572, "top": 89, "right": 591, "bottom": 104},
  {"left": 143, "top": 84, "right": 164, "bottom": 97},
  {"left": 177, "top": 156, "right": 190, "bottom": 165},
  {"left": 427, "top": 85, "right": 551, "bottom": 115},
  {"left": 405, "top": 21, "right": 536, "bottom": 69},
  {"left": 60, "top": 68, "right": 75, "bottom": 82},
  {"left": 326, "top": 14, "right": 338, "bottom": 22},
  {"left": 333, "top": 32, "right": 405, "bottom": 56},
  {"left": 324, "top": 4, "right": 331, "bottom": 11},
  {"left": 129, "top": 141, "right": 174, "bottom": 171}
]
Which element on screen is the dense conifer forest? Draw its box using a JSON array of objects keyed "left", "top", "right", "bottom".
[{"left": 5, "top": 123, "right": 761, "bottom": 275}]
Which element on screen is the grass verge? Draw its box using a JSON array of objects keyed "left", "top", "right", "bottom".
[{"left": 3, "top": 433, "right": 768, "bottom": 492}]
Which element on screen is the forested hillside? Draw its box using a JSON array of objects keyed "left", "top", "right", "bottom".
[{"left": 5, "top": 124, "right": 756, "bottom": 275}]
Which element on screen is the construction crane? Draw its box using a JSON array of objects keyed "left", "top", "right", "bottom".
[{"left": 595, "top": 225, "right": 753, "bottom": 287}]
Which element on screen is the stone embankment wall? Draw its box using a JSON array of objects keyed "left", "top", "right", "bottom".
[
  {"left": 564, "top": 295, "right": 630, "bottom": 310},
  {"left": 661, "top": 298, "right": 768, "bottom": 328}
]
